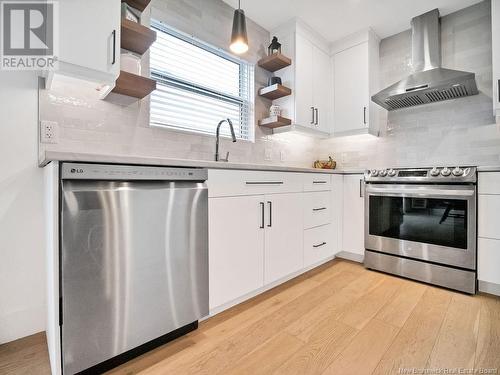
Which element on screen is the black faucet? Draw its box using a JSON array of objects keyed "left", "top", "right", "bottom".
[{"left": 215, "top": 118, "right": 237, "bottom": 162}]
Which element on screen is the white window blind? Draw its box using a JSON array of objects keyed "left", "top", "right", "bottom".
[{"left": 150, "top": 21, "right": 254, "bottom": 141}]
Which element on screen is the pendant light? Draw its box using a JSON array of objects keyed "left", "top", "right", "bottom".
[{"left": 230, "top": 0, "right": 249, "bottom": 54}]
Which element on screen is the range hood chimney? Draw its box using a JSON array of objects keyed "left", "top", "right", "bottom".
[{"left": 371, "top": 9, "right": 478, "bottom": 111}]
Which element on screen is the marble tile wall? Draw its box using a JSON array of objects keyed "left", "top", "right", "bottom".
[
  {"left": 39, "top": 0, "right": 497, "bottom": 170},
  {"left": 318, "top": 0, "right": 500, "bottom": 169},
  {"left": 39, "top": 0, "right": 318, "bottom": 168}
]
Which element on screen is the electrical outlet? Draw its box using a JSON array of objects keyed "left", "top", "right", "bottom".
[
  {"left": 40, "top": 121, "right": 59, "bottom": 144},
  {"left": 341, "top": 152, "right": 348, "bottom": 164},
  {"left": 265, "top": 148, "right": 272, "bottom": 161},
  {"left": 280, "top": 150, "right": 286, "bottom": 162}
]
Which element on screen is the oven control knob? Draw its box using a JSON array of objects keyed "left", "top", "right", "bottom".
[
  {"left": 452, "top": 167, "right": 464, "bottom": 176},
  {"left": 370, "top": 169, "right": 379, "bottom": 177},
  {"left": 379, "top": 170, "right": 388, "bottom": 177},
  {"left": 388, "top": 169, "right": 397, "bottom": 177},
  {"left": 441, "top": 167, "right": 452, "bottom": 176},
  {"left": 430, "top": 167, "right": 440, "bottom": 176}
]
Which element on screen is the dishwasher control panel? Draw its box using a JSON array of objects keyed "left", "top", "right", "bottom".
[{"left": 61, "top": 162, "right": 208, "bottom": 181}]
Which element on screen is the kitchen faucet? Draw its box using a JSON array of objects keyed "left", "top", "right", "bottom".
[{"left": 215, "top": 118, "right": 237, "bottom": 162}]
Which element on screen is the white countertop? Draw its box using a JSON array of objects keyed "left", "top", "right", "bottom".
[
  {"left": 477, "top": 166, "right": 500, "bottom": 172},
  {"left": 40, "top": 151, "right": 500, "bottom": 174},
  {"left": 40, "top": 150, "right": 366, "bottom": 175}
]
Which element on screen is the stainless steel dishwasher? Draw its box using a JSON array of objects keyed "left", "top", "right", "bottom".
[{"left": 60, "top": 163, "right": 208, "bottom": 374}]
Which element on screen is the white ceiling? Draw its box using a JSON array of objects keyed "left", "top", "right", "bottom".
[{"left": 222, "top": 0, "right": 484, "bottom": 42}]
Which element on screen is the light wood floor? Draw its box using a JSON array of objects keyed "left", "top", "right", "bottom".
[{"left": 1, "top": 259, "right": 500, "bottom": 375}]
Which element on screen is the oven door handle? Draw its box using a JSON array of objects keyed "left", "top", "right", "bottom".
[{"left": 365, "top": 186, "right": 475, "bottom": 198}]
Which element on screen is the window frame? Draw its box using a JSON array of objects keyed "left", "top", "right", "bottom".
[{"left": 149, "top": 20, "right": 255, "bottom": 142}]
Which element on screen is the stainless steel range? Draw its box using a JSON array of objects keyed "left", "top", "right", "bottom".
[{"left": 364, "top": 166, "right": 477, "bottom": 293}]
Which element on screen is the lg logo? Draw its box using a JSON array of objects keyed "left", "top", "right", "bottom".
[
  {"left": 1, "top": 1, "right": 58, "bottom": 70},
  {"left": 70, "top": 168, "right": 84, "bottom": 174}
]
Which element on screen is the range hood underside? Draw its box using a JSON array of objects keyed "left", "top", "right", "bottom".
[{"left": 372, "top": 68, "right": 478, "bottom": 111}]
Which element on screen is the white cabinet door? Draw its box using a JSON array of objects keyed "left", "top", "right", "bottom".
[
  {"left": 303, "top": 173, "right": 331, "bottom": 192},
  {"left": 331, "top": 174, "right": 344, "bottom": 255},
  {"left": 334, "top": 43, "right": 369, "bottom": 134},
  {"left": 478, "top": 195, "right": 500, "bottom": 239},
  {"left": 56, "top": 0, "right": 120, "bottom": 82},
  {"left": 342, "top": 174, "right": 365, "bottom": 257},
  {"left": 478, "top": 238, "right": 500, "bottom": 285},
  {"left": 209, "top": 196, "right": 265, "bottom": 309},
  {"left": 295, "top": 34, "right": 314, "bottom": 127},
  {"left": 313, "top": 46, "right": 332, "bottom": 133},
  {"left": 304, "top": 191, "right": 331, "bottom": 229},
  {"left": 479, "top": 172, "right": 500, "bottom": 194},
  {"left": 304, "top": 224, "right": 333, "bottom": 268},
  {"left": 264, "top": 193, "right": 304, "bottom": 284}
]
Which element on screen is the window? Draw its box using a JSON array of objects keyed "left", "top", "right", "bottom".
[{"left": 150, "top": 21, "right": 254, "bottom": 141}]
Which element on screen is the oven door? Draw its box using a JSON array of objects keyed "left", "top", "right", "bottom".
[{"left": 365, "top": 184, "right": 476, "bottom": 270}]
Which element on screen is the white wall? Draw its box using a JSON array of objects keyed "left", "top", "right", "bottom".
[{"left": 0, "top": 71, "right": 45, "bottom": 344}]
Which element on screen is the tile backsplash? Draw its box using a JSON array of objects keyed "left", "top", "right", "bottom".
[
  {"left": 39, "top": 0, "right": 318, "bottom": 168},
  {"left": 39, "top": 0, "right": 498, "bottom": 170},
  {"left": 319, "top": 0, "right": 500, "bottom": 169}
]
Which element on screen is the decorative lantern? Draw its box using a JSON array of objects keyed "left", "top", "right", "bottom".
[{"left": 268, "top": 36, "right": 281, "bottom": 55}]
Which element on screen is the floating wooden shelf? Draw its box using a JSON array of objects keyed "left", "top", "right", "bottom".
[
  {"left": 257, "top": 53, "right": 292, "bottom": 72},
  {"left": 258, "top": 115, "right": 292, "bottom": 129},
  {"left": 121, "top": 18, "right": 157, "bottom": 55},
  {"left": 259, "top": 84, "right": 292, "bottom": 100},
  {"left": 111, "top": 70, "right": 156, "bottom": 98},
  {"left": 122, "top": 0, "right": 151, "bottom": 12}
]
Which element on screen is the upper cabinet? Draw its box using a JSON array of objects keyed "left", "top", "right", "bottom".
[
  {"left": 44, "top": 0, "right": 121, "bottom": 94},
  {"left": 294, "top": 33, "right": 315, "bottom": 128},
  {"left": 269, "top": 20, "right": 379, "bottom": 138},
  {"left": 294, "top": 33, "right": 331, "bottom": 134},
  {"left": 312, "top": 46, "right": 332, "bottom": 133},
  {"left": 271, "top": 20, "right": 332, "bottom": 137},
  {"left": 492, "top": 0, "right": 500, "bottom": 125},
  {"left": 331, "top": 29, "right": 380, "bottom": 137}
]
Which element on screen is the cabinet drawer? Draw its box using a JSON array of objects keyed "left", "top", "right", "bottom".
[
  {"left": 478, "top": 195, "right": 500, "bottom": 239},
  {"left": 208, "top": 169, "right": 303, "bottom": 197},
  {"left": 304, "top": 191, "right": 331, "bottom": 229},
  {"left": 479, "top": 172, "right": 500, "bottom": 194},
  {"left": 303, "top": 173, "right": 331, "bottom": 192},
  {"left": 304, "top": 224, "right": 333, "bottom": 267},
  {"left": 478, "top": 237, "right": 500, "bottom": 284}
]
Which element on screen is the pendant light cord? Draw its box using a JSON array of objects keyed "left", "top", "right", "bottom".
[{"left": 238, "top": 0, "right": 241, "bottom": 10}]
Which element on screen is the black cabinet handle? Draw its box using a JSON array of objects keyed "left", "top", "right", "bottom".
[
  {"left": 313, "top": 181, "right": 327, "bottom": 184},
  {"left": 315, "top": 108, "right": 319, "bottom": 125},
  {"left": 363, "top": 106, "right": 367, "bottom": 125},
  {"left": 111, "top": 30, "right": 116, "bottom": 65},
  {"left": 498, "top": 79, "right": 500, "bottom": 102},
  {"left": 246, "top": 181, "right": 283, "bottom": 185},
  {"left": 313, "top": 207, "right": 327, "bottom": 211},
  {"left": 313, "top": 242, "right": 327, "bottom": 248},
  {"left": 267, "top": 201, "right": 272, "bottom": 227},
  {"left": 311, "top": 107, "right": 315, "bottom": 124},
  {"left": 260, "top": 202, "right": 265, "bottom": 229}
]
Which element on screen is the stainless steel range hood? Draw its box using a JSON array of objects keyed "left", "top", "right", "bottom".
[{"left": 371, "top": 9, "right": 478, "bottom": 111}]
